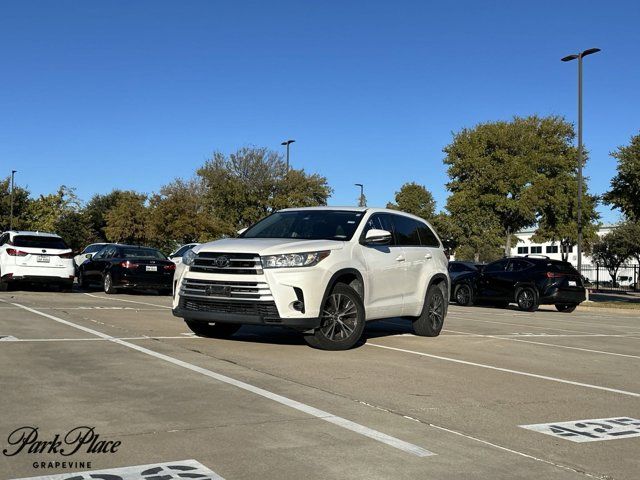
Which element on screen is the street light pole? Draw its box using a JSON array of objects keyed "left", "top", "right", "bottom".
[
  {"left": 561, "top": 47, "right": 600, "bottom": 274},
  {"left": 9, "top": 170, "right": 17, "bottom": 230},
  {"left": 281, "top": 139, "right": 295, "bottom": 172},
  {"left": 355, "top": 183, "right": 364, "bottom": 207}
]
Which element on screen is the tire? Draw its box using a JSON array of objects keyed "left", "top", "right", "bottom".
[
  {"left": 60, "top": 281, "right": 74, "bottom": 293},
  {"left": 103, "top": 273, "right": 117, "bottom": 294},
  {"left": 454, "top": 284, "right": 474, "bottom": 306},
  {"left": 304, "top": 283, "right": 365, "bottom": 351},
  {"left": 516, "top": 287, "right": 538, "bottom": 312},
  {"left": 556, "top": 304, "right": 577, "bottom": 313},
  {"left": 413, "top": 282, "right": 447, "bottom": 337},
  {"left": 185, "top": 320, "right": 241, "bottom": 338},
  {"left": 78, "top": 270, "right": 89, "bottom": 289},
  {"left": 0, "top": 279, "right": 8, "bottom": 292}
]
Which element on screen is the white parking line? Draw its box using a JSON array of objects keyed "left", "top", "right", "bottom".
[
  {"left": 367, "top": 343, "right": 640, "bottom": 398},
  {"left": 83, "top": 292, "right": 172, "bottom": 309},
  {"left": 0, "top": 299, "right": 434, "bottom": 458},
  {"left": 442, "top": 328, "right": 640, "bottom": 359},
  {"left": 0, "top": 335, "right": 205, "bottom": 342}
]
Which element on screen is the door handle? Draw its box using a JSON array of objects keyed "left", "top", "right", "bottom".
[
  {"left": 395, "top": 255, "right": 405, "bottom": 262},
  {"left": 424, "top": 253, "right": 433, "bottom": 260}
]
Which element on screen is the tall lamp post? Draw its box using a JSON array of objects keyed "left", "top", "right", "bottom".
[
  {"left": 281, "top": 139, "right": 295, "bottom": 172},
  {"left": 355, "top": 183, "right": 365, "bottom": 207},
  {"left": 561, "top": 47, "right": 601, "bottom": 274},
  {"left": 9, "top": 170, "right": 17, "bottom": 230}
]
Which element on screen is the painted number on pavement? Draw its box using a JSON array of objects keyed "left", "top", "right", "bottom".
[{"left": 521, "top": 417, "right": 640, "bottom": 443}]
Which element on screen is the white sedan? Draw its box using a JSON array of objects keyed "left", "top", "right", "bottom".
[
  {"left": 168, "top": 243, "right": 200, "bottom": 265},
  {"left": 74, "top": 243, "right": 111, "bottom": 268}
]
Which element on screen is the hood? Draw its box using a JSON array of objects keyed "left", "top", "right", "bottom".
[{"left": 193, "top": 238, "right": 345, "bottom": 256}]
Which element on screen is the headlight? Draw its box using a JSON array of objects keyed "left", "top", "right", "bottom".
[
  {"left": 182, "top": 249, "right": 197, "bottom": 266},
  {"left": 261, "top": 250, "right": 330, "bottom": 269}
]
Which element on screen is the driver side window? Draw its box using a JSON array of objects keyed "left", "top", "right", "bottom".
[{"left": 362, "top": 214, "right": 396, "bottom": 246}]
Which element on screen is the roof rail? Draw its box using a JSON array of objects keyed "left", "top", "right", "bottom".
[{"left": 524, "top": 254, "right": 550, "bottom": 259}]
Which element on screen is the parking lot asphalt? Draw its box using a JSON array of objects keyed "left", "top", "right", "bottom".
[{"left": 1, "top": 289, "right": 639, "bottom": 480}]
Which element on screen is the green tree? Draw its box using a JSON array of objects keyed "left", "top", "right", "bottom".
[
  {"left": 147, "top": 178, "right": 221, "bottom": 252},
  {"left": 197, "top": 147, "right": 332, "bottom": 235},
  {"left": 26, "top": 186, "right": 81, "bottom": 233},
  {"left": 531, "top": 174, "right": 600, "bottom": 261},
  {"left": 591, "top": 228, "right": 630, "bottom": 286},
  {"left": 55, "top": 210, "right": 93, "bottom": 252},
  {"left": 0, "top": 177, "right": 30, "bottom": 231},
  {"left": 617, "top": 220, "right": 640, "bottom": 266},
  {"left": 603, "top": 132, "right": 640, "bottom": 220},
  {"left": 445, "top": 115, "right": 578, "bottom": 257},
  {"left": 387, "top": 182, "right": 436, "bottom": 220},
  {"left": 104, "top": 192, "right": 149, "bottom": 244},
  {"left": 84, "top": 190, "right": 133, "bottom": 242}
]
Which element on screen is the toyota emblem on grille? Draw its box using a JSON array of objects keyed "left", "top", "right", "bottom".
[{"left": 215, "top": 256, "right": 230, "bottom": 268}]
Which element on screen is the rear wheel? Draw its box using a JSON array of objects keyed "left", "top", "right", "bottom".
[
  {"left": 185, "top": 320, "right": 241, "bottom": 338},
  {"left": 556, "top": 303, "right": 577, "bottom": 313},
  {"left": 103, "top": 273, "right": 117, "bottom": 294},
  {"left": 413, "top": 283, "right": 447, "bottom": 336},
  {"left": 516, "top": 287, "right": 538, "bottom": 312},
  {"left": 454, "top": 284, "right": 474, "bottom": 306},
  {"left": 304, "top": 283, "right": 365, "bottom": 351}
]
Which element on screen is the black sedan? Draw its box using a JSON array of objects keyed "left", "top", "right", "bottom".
[
  {"left": 451, "top": 256, "right": 586, "bottom": 312},
  {"left": 78, "top": 244, "right": 175, "bottom": 295},
  {"left": 448, "top": 261, "right": 482, "bottom": 282}
]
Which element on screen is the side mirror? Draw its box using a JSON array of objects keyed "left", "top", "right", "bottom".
[
  {"left": 237, "top": 227, "right": 248, "bottom": 236},
  {"left": 365, "top": 229, "right": 392, "bottom": 245}
]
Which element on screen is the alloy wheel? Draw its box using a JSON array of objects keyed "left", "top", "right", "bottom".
[
  {"left": 320, "top": 293, "right": 358, "bottom": 342},
  {"left": 428, "top": 291, "right": 444, "bottom": 329},
  {"left": 518, "top": 290, "right": 534, "bottom": 309}
]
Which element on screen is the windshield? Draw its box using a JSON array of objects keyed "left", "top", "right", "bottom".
[
  {"left": 13, "top": 235, "right": 68, "bottom": 249},
  {"left": 242, "top": 210, "right": 365, "bottom": 241},
  {"left": 120, "top": 247, "right": 167, "bottom": 259},
  {"left": 84, "top": 244, "right": 107, "bottom": 254}
]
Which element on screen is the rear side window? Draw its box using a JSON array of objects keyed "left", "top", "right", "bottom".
[
  {"left": 83, "top": 244, "right": 106, "bottom": 254},
  {"left": 416, "top": 222, "right": 440, "bottom": 247},
  {"left": 391, "top": 215, "right": 421, "bottom": 246},
  {"left": 508, "top": 259, "right": 533, "bottom": 272},
  {"left": 12, "top": 235, "right": 68, "bottom": 249}
]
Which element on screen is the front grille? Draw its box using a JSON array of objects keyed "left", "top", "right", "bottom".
[
  {"left": 181, "top": 297, "right": 280, "bottom": 319},
  {"left": 190, "top": 252, "right": 262, "bottom": 275},
  {"left": 180, "top": 278, "right": 272, "bottom": 301}
]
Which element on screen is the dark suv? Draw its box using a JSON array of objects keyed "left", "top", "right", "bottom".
[{"left": 451, "top": 256, "right": 586, "bottom": 312}]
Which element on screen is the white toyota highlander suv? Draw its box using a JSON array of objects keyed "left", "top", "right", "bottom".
[
  {"left": 0, "top": 231, "right": 76, "bottom": 291},
  {"left": 172, "top": 207, "right": 449, "bottom": 350}
]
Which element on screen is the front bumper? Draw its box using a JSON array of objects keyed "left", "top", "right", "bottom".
[{"left": 172, "top": 299, "right": 321, "bottom": 330}]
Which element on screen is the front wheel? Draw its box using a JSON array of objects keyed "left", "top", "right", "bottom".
[
  {"left": 454, "top": 284, "right": 474, "bottom": 306},
  {"left": 185, "top": 320, "right": 241, "bottom": 338},
  {"left": 304, "top": 283, "right": 365, "bottom": 351},
  {"left": 556, "top": 304, "right": 577, "bottom": 313},
  {"left": 413, "top": 283, "right": 447, "bottom": 336},
  {"left": 78, "top": 270, "right": 89, "bottom": 289},
  {"left": 516, "top": 287, "right": 538, "bottom": 312}
]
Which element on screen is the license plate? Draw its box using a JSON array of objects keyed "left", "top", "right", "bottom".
[
  {"left": 146, "top": 266, "right": 158, "bottom": 272},
  {"left": 37, "top": 255, "right": 50, "bottom": 263},
  {"left": 568, "top": 280, "right": 577, "bottom": 287}
]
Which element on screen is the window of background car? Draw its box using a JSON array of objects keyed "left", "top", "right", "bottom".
[
  {"left": 12, "top": 235, "right": 68, "bottom": 249},
  {"left": 242, "top": 210, "right": 364, "bottom": 241},
  {"left": 121, "top": 247, "right": 167, "bottom": 259},
  {"left": 484, "top": 259, "right": 508, "bottom": 272},
  {"left": 507, "top": 259, "right": 533, "bottom": 272},
  {"left": 391, "top": 215, "right": 421, "bottom": 246},
  {"left": 84, "top": 244, "right": 106, "bottom": 254}
]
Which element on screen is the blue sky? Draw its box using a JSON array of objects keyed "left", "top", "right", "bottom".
[{"left": 1, "top": 1, "right": 638, "bottom": 223}]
